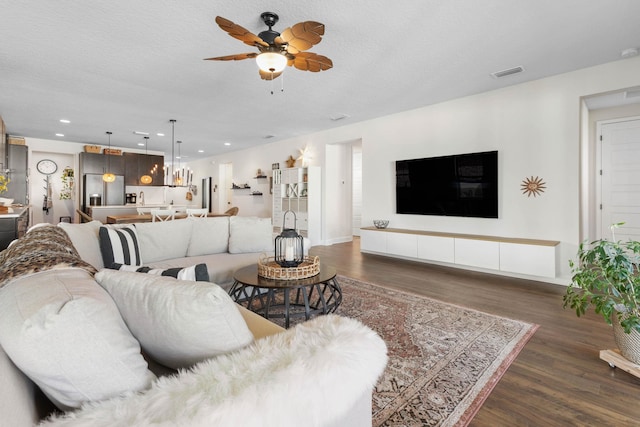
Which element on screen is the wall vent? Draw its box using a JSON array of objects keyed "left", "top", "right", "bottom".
[
  {"left": 490, "top": 66, "right": 525, "bottom": 79},
  {"left": 329, "top": 113, "right": 350, "bottom": 121}
]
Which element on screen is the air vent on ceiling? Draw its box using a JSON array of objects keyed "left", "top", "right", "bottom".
[
  {"left": 329, "top": 113, "right": 350, "bottom": 121},
  {"left": 625, "top": 89, "right": 640, "bottom": 99},
  {"left": 490, "top": 66, "right": 525, "bottom": 79}
]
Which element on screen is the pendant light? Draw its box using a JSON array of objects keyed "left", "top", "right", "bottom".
[
  {"left": 140, "top": 136, "right": 152, "bottom": 184},
  {"left": 169, "top": 119, "right": 176, "bottom": 186},
  {"left": 102, "top": 131, "right": 116, "bottom": 183},
  {"left": 175, "top": 140, "right": 183, "bottom": 186}
]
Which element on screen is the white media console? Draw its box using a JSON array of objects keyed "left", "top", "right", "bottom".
[{"left": 360, "top": 227, "right": 560, "bottom": 279}]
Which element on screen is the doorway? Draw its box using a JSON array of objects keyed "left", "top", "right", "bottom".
[
  {"left": 598, "top": 118, "right": 640, "bottom": 242},
  {"left": 218, "top": 163, "right": 232, "bottom": 212}
]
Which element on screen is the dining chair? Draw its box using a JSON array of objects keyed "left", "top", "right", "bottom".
[
  {"left": 186, "top": 208, "right": 208, "bottom": 218},
  {"left": 75, "top": 209, "right": 94, "bottom": 223},
  {"left": 150, "top": 209, "right": 175, "bottom": 222},
  {"left": 224, "top": 206, "right": 239, "bottom": 216}
]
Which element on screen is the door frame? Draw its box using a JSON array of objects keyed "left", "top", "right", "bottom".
[{"left": 595, "top": 115, "right": 640, "bottom": 239}]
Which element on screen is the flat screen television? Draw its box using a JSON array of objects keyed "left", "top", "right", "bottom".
[{"left": 395, "top": 150, "right": 498, "bottom": 218}]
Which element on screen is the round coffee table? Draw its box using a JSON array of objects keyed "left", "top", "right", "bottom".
[{"left": 229, "top": 264, "right": 342, "bottom": 328}]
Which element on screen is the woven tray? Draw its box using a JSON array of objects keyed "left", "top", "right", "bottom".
[{"left": 258, "top": 255, "right": 320, "bottom": 280}]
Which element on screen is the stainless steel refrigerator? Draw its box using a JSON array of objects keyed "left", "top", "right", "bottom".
[{"left": 83, "top": 173, "right": 125, "bottom": 211}]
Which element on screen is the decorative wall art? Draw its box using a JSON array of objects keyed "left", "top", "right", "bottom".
[
  {"left": 521, "top": 176, "right": 546, "bottom": 197},
  {"left": 59, "top": 166, "right": 74, "bottom": 200}
]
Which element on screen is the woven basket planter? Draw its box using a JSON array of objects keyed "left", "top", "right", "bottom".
[{"left": 613, "top": 317, "right": 640, "bottom": 365}]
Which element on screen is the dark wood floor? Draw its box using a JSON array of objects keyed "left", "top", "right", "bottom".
[{"left": 309, "top": 238, "right": 640, "bottom": 427}]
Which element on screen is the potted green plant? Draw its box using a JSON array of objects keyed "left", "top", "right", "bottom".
[{"left": 563, "top": 223, "right": 640, "bottom": 364}]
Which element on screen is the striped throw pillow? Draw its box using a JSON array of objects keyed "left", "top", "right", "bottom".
[
  {"left": 113, "top": 263, "right": 210, "bottom": 282},
  {"left": 99, "top": 225, "right": 143, "bottom": 268}
]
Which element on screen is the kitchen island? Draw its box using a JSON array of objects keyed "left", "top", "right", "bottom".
[
  {"left": 87, "top": 204, "right": 198, "bottom": 223},
  {"left": 0, "top": 206, "right": 29, "bottom": 251}
]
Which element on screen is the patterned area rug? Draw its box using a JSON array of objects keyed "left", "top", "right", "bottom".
[{"left": 335, "top": 276, "right": 538, "bottom": 427}]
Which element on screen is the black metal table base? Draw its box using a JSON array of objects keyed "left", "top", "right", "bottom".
[{"left": 229, "top": 278, "right": 342, "bottom": 328}]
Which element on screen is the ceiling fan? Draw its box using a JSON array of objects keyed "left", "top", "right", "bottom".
[{"left": 204, "top": 12, "right": 333, "bottom": 80}]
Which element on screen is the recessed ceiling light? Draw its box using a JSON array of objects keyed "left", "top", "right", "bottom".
[
  {"left": 133, "top": 131, "right": 149, "bottom": 136},
  {"left": 137, "top": 143, "right": 145, "bottom": 146},
  {"left": 55, "top": 133, "right": 64, "bottom": 137},
  {"left": 224, "top": 142, "right": 231, "bottom": 146},
  {"left": 157, "top": 133, "right": 165, "bottom": 137},
  {"left": 59, "top": 119, "right": 70, "bottom": 124},
  {"left": 198, "top": 149, "right": 204, "bottom": 153}
]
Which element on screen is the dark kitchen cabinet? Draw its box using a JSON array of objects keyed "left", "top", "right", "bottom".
[
  {"left": 80, "top": 152, "right": 124, "bottom": 176},
  {"left": 124, "top": 153, "right": 164, "bottom": 186}
]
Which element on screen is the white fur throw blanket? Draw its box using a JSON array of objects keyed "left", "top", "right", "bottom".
[{"left": 39, "top": 315, "right": 387, "bottom": 427}]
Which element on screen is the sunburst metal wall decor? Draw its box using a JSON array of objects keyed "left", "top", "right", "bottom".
[{"left": 521, "top": 176, "right": 546, "bottom": 197}]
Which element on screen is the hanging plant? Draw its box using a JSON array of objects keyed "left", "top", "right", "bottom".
[
  {"left": 0, "top": 174, "right": 9, "bottom": 195},
  {"left": 60, "top": 166, "right": 74, "bottom": 200}
]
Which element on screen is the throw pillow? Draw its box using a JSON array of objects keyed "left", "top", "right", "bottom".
[
  {"left": 0, "top": 269, "right": 154, "bottom": 411},
  {"left": 228, "top": 216, "right": 273, "bottom": 254},
  {"left": 95, "top": 269, "right": 254, "bottom": 370},
  {"left": 113, "top": 263, "right": 210, "bottom": 282},
  {"left": 186, "top": 216, "right": 230, "bottom": 256},
  {"left": 134, "top": 220, "right": 193, "bottom": 263},
  {"left": 58, "top": 220, "right": 104, "bottom": 269},
  {"left": 99, "top": 225, "right": 142, "bottom": 268}
]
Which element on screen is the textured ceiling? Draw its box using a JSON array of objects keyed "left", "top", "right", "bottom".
[{"left": 1, "top": 1, "right": 640, "bottom": 163}]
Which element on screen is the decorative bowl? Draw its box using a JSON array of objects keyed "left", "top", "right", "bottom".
[
  {"left": 373, "top": 219, "right": 389, "bottom": 229},
  {"left": 0, "top": 197, "right": 14, "bottom": 206}
]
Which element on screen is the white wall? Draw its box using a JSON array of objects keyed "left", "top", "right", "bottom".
[{"left": 187, "top": 56, "right": 640, "bottom": 280}]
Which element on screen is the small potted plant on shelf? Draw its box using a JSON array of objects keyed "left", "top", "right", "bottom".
[{"left": 563, "top": 223, "right": 640, "bottom": 364}]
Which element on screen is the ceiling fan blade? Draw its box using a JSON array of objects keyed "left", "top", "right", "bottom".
[
  {"left": 278, "top": 21, "right": 325, "bottom": 54},
  {"left": 204, "top": 53, "right": 258, "bottom": 61},
  {"left": 259, "top": 69, "right": 283, "bottom": 80},
  {"left": 291, "top": 52, "right": 333, "bottom": 72},
  {"left": 215, "top": 16, "right": 268, "bottom": 48}
]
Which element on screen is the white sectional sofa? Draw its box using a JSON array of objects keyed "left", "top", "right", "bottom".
[
  {"left": 59, "top": 215, "right": 275, "bottom": 289},
  {"left": 0, "top": 223, "right": 388, "bottom": 426}
]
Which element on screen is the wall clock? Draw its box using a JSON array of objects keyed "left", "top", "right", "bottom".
[{"left": 37, "top": 159, "right": 58, "bottom": 175}]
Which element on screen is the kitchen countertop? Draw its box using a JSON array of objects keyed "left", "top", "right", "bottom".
[
  {"left": 0, "top": 206, "right": 29, "bottom": 218},
  {"left": 89, "top": 204, "right": 197, "bottom": 210}
]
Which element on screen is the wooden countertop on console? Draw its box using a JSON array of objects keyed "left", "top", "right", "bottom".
[{"left": 361, "top": 226, "right": 560, "bottom": 247}]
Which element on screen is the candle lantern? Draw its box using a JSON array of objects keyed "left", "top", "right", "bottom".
[{"left": 275, "top": 211, "right": 304, "bottom": 268}]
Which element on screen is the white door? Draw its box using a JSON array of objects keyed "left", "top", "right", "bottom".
[{"left": 600, "top": 119, "right": 640, "bottom": 242}]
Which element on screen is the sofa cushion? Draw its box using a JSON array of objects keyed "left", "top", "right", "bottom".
[
  {"left": 95, "top": 270, "right": 254, "bottom": 370},
  {"left": 149, "top": 252, "right": 263, "bottom": 290},
  {"left": 0, "top": 269, "right": 154, "bottom": 411},
  {"left": 99, "top": 225, "right": 143, "bottom": 268},
  {"left": 114, "top": 263, "right": 210, "bottom": 281},
  {"left": 186, "top": 216, "right": 230, "bottom": 256},
  {"left": 58, "top": 220, "right": 104, "bottom": 269},
  {"left": 134, "top": 220, "right": 193, "bottom": 263},
  {"left": 228, "top": 216, "right": 273, "bottom": 254}
]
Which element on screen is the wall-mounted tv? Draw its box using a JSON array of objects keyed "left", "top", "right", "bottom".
[{"left": 396, "top": 150, "right": 498, "bottom": 218}]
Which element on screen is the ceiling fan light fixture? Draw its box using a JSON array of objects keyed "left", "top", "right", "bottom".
[{"left": 256, "top": 52, "right": 287, "bottom": 73}]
